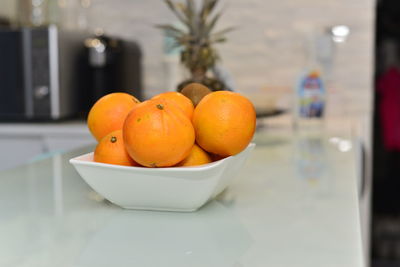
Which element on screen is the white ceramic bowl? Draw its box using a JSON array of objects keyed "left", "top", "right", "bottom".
[{"left": 69, "top": 143, "right": 255, "bottom": 212}]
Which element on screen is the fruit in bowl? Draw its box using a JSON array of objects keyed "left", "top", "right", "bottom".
[
  {"left": 70, "top": 84, "right": 256, "bottom": 211},
  {"left": 69, "top": 143, "right": 255, "bottom": 211},
  {"left": 87, "top": 92, "right": 140, "bottom": 141},
  {"left": 123, "top": 98, "right": 195, "bottom": 167},
  {"left": 93, "top": 130, "right": 140, "bottom": 167}
]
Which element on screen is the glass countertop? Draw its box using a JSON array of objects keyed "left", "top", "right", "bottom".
[{"left": 0, "top": 131, "right": 363, "bottom": 267}]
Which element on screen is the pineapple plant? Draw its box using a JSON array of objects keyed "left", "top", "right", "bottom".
[{"left": 158, "top": 0, "right": 233, "bottom": 91}]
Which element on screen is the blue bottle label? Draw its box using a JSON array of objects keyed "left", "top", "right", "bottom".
[{"left": 298, "top": 71, "right": 325, "bottom": 118}]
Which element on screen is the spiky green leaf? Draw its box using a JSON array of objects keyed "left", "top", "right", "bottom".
[
  {"left": 200, "top": 0, "right": 218, "bottom": 20},
  {"left": 175, "top": 2, "right": 195, "bottom": 35},
  {"left": 164, "top": 0, "right": 189, "bottom": 26},
  {"left": 210, "top": 37, "right": 226, "bottom": 43},
  {"left": 159, "top": 0, "right": 232, "bottom": 72},
  {"left": 211, "top": 26, "right": 235, "bottom": 38},
  {"left": 205, "top": 12, "right": 221, "bottom": 35},
  {"left": 156, "top": 24, "right": 186, "bottom": 36},
  {"left": 186, "top": 0, "right": 195, "bottom": 17}
]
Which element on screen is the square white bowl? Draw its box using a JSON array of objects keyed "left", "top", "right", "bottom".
[{"left": 69, "top": 143, "right": 255, "bottom": 212}]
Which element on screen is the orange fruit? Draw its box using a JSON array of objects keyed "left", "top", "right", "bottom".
[
  {"left": 123, "top": 99, "right": 195, "bottom": 167},
  {"left": 192, "top": 91, "right": 256, "bottom": 157},
  {"left": 176, "top": 144, "right": 212, "bottom": 167},
  {"left": 152, "top": 91, "right": 194, "bottom": 119},
  {"left": 94, "top": 130, "right": 139, "bottom": 166},
  {"left": 87, "top": 92, "right": 140, "bottom": 141}
]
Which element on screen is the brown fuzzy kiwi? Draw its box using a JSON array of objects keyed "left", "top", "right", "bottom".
[{"left": 180, "top": 83, "right": 212, "bottom": 106}]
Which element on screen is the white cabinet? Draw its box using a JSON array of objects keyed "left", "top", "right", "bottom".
[{"left": 0, "top": 121, "right": 95, "bottom": 171}]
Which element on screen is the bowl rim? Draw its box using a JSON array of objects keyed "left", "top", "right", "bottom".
[
  {"left": 69, "top": 143, "right": 255, "bottom": 173},
  {"left": 70, "top": 152, "right": 228, "bottom": 172}
]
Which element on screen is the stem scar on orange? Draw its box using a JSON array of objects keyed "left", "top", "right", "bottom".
[
  {"left": 87, "top": 92, "right": 140, "bottom": 141},
  {"left": 192, "top": 91, "right": 256, "bottom": 157},
  {"left": 123, "top": 99, "right": 195, "bottom": 167},
  {"left": 94, "top": 130, "right": 140, "bottom": 166},
  {"left": 151, "top": 91, "right": 194, "bottom": 119}
]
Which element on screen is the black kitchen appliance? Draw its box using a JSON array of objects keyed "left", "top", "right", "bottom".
[
  {"left": 81, "top": 33, "right": 143, "bottom": 112},
  {"left": 0, "top": 26, "right": 143, "bottom": 121},
  {"left": 0, "top": 25, "right": 85, "bottom": 121}
]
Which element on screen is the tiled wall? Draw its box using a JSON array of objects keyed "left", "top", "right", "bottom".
[
  {"left": 0, "top": 0, "right": 375, "bottom": 119},
  {"left": 86, "top": 0, "right": 375, "bottom": 120}
]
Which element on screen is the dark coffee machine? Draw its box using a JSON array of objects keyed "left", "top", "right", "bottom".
[{"left": 80, "top": 33, "right": 143, "bottom": 113}]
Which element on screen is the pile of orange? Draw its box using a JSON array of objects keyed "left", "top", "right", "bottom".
[{"left": 88, "top": 85, "right": 256, "bottom": 168}]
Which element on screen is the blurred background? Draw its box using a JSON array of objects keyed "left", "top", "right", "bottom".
[
  {"left": 2, "top": 0, "right": 400, "bottom": 266},
  {"left": 0, "top": 0, "right": 373, "bottom": 115}
]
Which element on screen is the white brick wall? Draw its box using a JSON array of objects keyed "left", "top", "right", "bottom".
[
  {"left": 0, "top": 0, "right": 374, "bottom": 119},
  {"left": 87, "top": 0, "right": 374, "bottom": 120}
]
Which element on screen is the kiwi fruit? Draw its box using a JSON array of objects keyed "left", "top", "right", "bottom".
[{"left": 180, "top": 83, "right": 212, "bottom": 106}]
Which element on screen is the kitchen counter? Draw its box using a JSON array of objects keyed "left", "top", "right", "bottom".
[
  {"left": 0, "top": 120, "right": 93, "bottom": 170},
  {"left": 0, "top": 129, "right": 364, "bottom": 267}
]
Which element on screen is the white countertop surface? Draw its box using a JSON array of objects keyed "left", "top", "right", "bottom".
[{"left": 0, "top": 129, "right": 364, "bottom": 267}]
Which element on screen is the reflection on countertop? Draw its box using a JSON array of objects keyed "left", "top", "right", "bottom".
[{"left": 0, "top": 127, "right": 363, "bottom": 267}]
